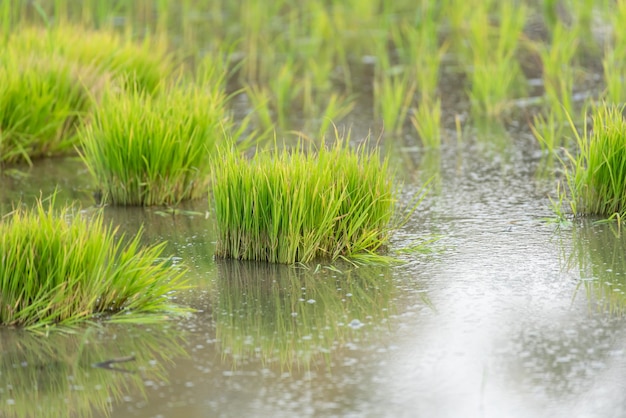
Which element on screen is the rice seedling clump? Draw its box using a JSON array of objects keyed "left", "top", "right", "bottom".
[
  {"left": 80, "top": 83, "right": 232, "bottom": 206},
  {"left": 566, "top": 103, "right": 626, "bottom": 218},
  {"left": 212, "top": 138, "right": 398, "bottom": 264},
  {"left": 0, "top": 52, "right": 93, "bottom": 164},
  {"left": 5, "top": 26, "right": 173, "bottom": 95},
  {"left": 0, "top": 197, "right": 188, "bottom": 328}
]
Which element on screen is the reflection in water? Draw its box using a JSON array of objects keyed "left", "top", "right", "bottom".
[
  {"left": 570, "top": 222, "right": 626, "bottom": 315},
  {"left": 0, "top": 324, "right": 186, "bottom": 418},
  {"left": 215, "top": 261, "right": 394, "bottom": 369},
  {"left": 0, "top": 157, "right": 95, "bottom": 214}
]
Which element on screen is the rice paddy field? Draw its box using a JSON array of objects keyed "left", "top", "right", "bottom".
[{"left": 3, "top": 0, "right": 626, "bottom": 417}]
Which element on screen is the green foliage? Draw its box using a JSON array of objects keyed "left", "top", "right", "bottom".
[
  {"left": 212, "top": 135, "right": 400, "bottom": 264},
  {"left": 466, "top": 1, "right": 527, "bottom": 117},
  {"left": 374, "top": 69, "right": 416, "bottom": 136},
  {"left": 539, "top": 22, "right": 579, "bottom": 119},
  {"left": 0, "top": 196, "right": 189, "bottom": 328},
  {"left": 0, "top": 52, "right": 93, "bottom": 164},
  {"left": 0, "top": 25, "right": 175, "bottom": 165},
  {"left": 603, "top": 0, "right": 626, "bottom": 104},
  {"left": 390, "top": 3, "right": 444, "bottom": 105},
  {"left": 531, "top": 110, "right": 566, "bottom": 154},
  {"left": 411, "top": 97, "right": 442, "bottom": 149},
  {"left": 4, "top": 26, "right": 174, "bottom": 95},
  {"left": 79, "top": 81, "right": 232, "bottom": 206},
  {"left": 564, "top": 103, "right": 626, "bottom": 218}
]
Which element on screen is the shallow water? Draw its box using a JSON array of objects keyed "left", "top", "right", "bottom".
[{"left": 3, "top": 130, "right": 626, "bottom": 418}]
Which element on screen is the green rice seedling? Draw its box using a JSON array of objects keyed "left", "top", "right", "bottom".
[
  {"left": 242, "top": 60, "right": 302, "bottom": 132},
  {"left": 443, "top": 0, "right": 487, "bottom": 57},
  {"left": 310, "top": 92, "right": 356, "bottom": 139},
  {"left": 0, "top": 1, "right": 17, "bottom": 39},
  {"left": 539, "top": 22, "right": 579, "bottom": 119},
  {"left": 211, "top": 134, "right": 400, "bottom": 264},
  {"left": 80, "top": 81, "right": 232, "bottom": 206},
  {"left": 6, "top": 25, "right": 174, "bottom": 95},
  {"left": 541, "top": 0, "right": 560, "bottom": 33},
  {"left": 236, "top": 0, "right": 289, "bottom": 83},
  {"left": 373, "top": 69, "right": 417, "bottom": 136},
  {"left": 531, "top": 110, "right": 566, "bottom": 154},
  {"left": 299, "top": 74, "right": 355, "bottom": 137},
  {"left": 328, "top": 0, "right": 388, "bottom": 65},
  {"left": 0, "top": 196, "right": 189, "bottom": 328},
  {"left": 466, "top": 1, "right": 527, "bottom": 117},
  {"left": 602, "top": 0, "right": 626, "bottom": 104},
  {"left": 0, "top": 52, "right": 93, "bottom": 165},
  {"left": 603, "top": 48, "right": 626, "bottom": 105},
  {"left": 390, "top": 2, "right": 444, "bottom": 101},
  {"left": 567, "top": 0, "right": 597, "bottom": 53},
  {"left": 414, "top": 45, "right": 445, "bottom": 104},
  {"left": 411, "top": 97, "right": 442, "bottom": 149},
  {"left": 564, "top": 103, "right": 626, "bottom": 218},
  {"left": 243, "top": 83, "right": 276, "bottom": 133},
  {"left": 268, "top": 60, "right": 302, "bottom": 129}
]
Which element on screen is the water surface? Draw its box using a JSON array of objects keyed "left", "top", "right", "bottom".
[{"left": 3, "top": 133, "right": 626, "bottom": 418}]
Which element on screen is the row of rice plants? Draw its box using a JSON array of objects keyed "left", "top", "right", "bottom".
[
  {"left": 0, "top": 26, "right": 215, "bottom": 326},
  {"left": 3, "top": 0, "right": 618, "bottom": 147},
  {"left": 547, "top": 5, "right": 626, "bottom": 223},
  {"left": 0, "top": 52, "right": 92, "bottom": 164}
]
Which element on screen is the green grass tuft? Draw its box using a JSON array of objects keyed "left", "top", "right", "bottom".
[
  {"left": 4, "top": 26, "right": 174, "bottom": 95},
  {"left": 0, "top": 196, "right": 189, "bottom": 329},
  {"left": 0, "top": 52, "right": 93, "bottom": 164},
  {"left": 212, "top": 134, "right": 400, "bottom": 264},
  {"left": 565, "top": 103, "right": 626, "bottom": 218},
  {"left": 79, "top": 81, "right": 233, "bottom": 206}
]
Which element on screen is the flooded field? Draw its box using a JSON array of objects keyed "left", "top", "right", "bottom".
[
  {"left": 3, "top": 1, "right": 626, "bottom": 417},
  {"left": 3, "top": 133, "right": 626, "bottom": 417}
]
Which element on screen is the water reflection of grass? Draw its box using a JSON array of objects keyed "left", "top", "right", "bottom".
[
  {"left": 0, "top": 323, "right": 186, "bottom": 418},
  {"left": 215, "top": 260, "right": 395, "bottom": 369},
  {"left": 569, "top": 222, "right": 626, "bottom": 315}
]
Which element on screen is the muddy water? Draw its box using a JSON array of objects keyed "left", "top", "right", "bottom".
[{"left": 3, "top": 129, "right": 626, "bottom": 418}]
